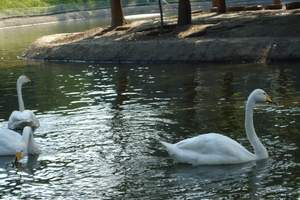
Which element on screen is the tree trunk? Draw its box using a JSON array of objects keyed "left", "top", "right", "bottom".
[
  {"left": 111, "top": 0, "right": 125, "bottom": 27},
  {"left": 158, "top": 0, "right": 164, "bottom": 29},
  {"left": 216, "top": 0, "right": 226, "bottom": 13},
  {"left": 177, "top": 0, "right": 191, "bottom": 26},
  {"left": 273, "top": 0, "right": 281, "bottom": 4},
  {"left": 212, "top": 0, "right": 218, "bottom": 7}
]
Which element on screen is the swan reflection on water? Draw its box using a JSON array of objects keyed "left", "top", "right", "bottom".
[
  {"left": 0, "top": 154, "right": 39, "bottom": 175},
  {"left": 168, "top": 159, "right": 271, "bottom": 198}
]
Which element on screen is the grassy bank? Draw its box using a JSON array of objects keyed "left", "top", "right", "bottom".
[
  {"left": 0, "top": 0, "right": 106, "bottom": 10},
  {"left": 0, "top": 0, "right": 110, "bottom": 19},
  {"left": 0, "top": 0, "right": 192, "bottom": 10},
  {"left": 0, "top": 0, "right": 166, "bottom": 18},
  {"left": 0, "top": 0, "right": 182, "bottom": 10},
  {"left": 0, "top": 0, "right": 191, "bottom": 19}
]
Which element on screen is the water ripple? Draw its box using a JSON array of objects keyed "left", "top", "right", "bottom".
[{"left": 0, "top": 62, "right": 299, "bottom": 199}]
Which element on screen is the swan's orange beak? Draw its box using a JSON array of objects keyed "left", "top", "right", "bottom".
[
  {"left": 266, "top": 95, "right": 272, "bottom": 103},
  {"left": 15, "top": 151, "right": 22, "bottom": 163}
]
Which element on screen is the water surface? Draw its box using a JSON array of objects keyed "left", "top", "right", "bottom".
[{"left": 0, "top": 18, "right": 300, "bottom": 199}]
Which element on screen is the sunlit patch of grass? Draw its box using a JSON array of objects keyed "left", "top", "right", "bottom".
[{"left": 0, "top": 0, "right": 48, "bottom": 9}]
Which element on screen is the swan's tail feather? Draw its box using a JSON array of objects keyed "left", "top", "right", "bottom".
[{"left": 160, "top": 140, "right": 175, "bottom": 156}]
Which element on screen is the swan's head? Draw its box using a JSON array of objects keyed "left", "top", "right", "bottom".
[
  {"left": 250, "top": 89, "right": 272, "bottom": 104},
  {"left": 17, "top": 75, "right": 31, "bottom": 85}
]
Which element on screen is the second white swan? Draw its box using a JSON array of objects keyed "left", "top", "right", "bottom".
[
  {"left": 8, "top": 75, "right": 40, "bottom": 132},
  {"left": 160, "top": 89, "right": 272, "bottom": 165}
]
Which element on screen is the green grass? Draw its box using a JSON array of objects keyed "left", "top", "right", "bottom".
[
  {"left": 0, "top": 0, "right": 108, "bottom": 10},
  {"left": 0, "top": 0, "right": 193, "bottom": 10},
  {"left": 0, "top": 0, "right": 202, "bottom": 13}
]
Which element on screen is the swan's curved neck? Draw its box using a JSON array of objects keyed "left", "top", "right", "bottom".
[
  {"left": 245, "top": 98, "right": 268, "bottom": 160},
  {"left": 17, "top": 80, "right": 25, "bottom": 111},
  {"left": 22, "top": 127, "right": 32, "bottom": 155}
]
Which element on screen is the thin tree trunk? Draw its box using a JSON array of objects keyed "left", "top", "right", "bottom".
[
  {"left": 177, "top": 0, "right": 191, "bottom": 26},
  {"left": 212, "top": 0, "right": 218, "bottom": 7},
  {"left": 158, "top": 0, "right": 164, "bottom": 29},
  {"left": 273, "top": 0, "right": 281, "bottom": 4},
  {"left": 216, "top": 0, "right": 226, "bottom": 13},
  {"left": 111, "top": 0, "right": 125, "bottom": 27}
]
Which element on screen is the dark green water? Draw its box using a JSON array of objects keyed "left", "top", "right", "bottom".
[{"left": 0, "top": 19, "right": 300, "bottom": 199}]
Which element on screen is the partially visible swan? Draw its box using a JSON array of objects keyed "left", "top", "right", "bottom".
[
  {"left": 160, "top": 89, "right": 273, "bottom": 165},
  {"left": 8, "top": 75, "right": 40, "bottom": 132},
  {"left": 0, "top": 126, "right": 41, "bottom": 162}
]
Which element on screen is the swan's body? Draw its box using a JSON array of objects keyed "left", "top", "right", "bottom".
[
  {"left": 160, "top": 89, "right": 272, "bottom": 165},
  {"left": 8, "top": 75, "right": 40, "bottom": 132},
  {"left": 0, "top": 126, "right": 41, "bottom": 158},
  {"left": 161, "top": 133, "right": 256, "bottom": 165},
  {"left": 8, "top": 110, "right": 39, "bottom": 131}
]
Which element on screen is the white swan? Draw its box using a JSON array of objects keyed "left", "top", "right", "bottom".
[
  {"left": 0, "top": 126, "right": 41, "bottom": 161},
  {"left": 160, "top": 89, "right": 272, "bottom": 165},
  {"left": 8, "top": 75, "right": 40, "bottom": 132}
]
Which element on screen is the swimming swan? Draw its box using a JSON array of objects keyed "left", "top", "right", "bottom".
[
  {"left": 0, "top": 126, "right": 41, "bottom": 162},
  {"left": 160, "top": 89, "right": 272, "bottom": 165},
  {"left": 8, "top": 75, "right": 40, "bottom": 132}
]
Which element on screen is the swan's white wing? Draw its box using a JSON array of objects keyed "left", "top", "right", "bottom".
[
  {"left": 0, "top": 128, "right": 22, "bottom": 156},
  {"left": 8, "top": 110, "right": 40, "bottom": 131},
  {"left": 177, "top": 133, "right": 243, "bottom": 150}
]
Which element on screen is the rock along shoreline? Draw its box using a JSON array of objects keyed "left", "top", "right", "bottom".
[
  {"left": 24, "top": 9, "right": 300, "bottom": 64},
  {"left": 24, "top": 37, "right": 300, "bottom": 64}
]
